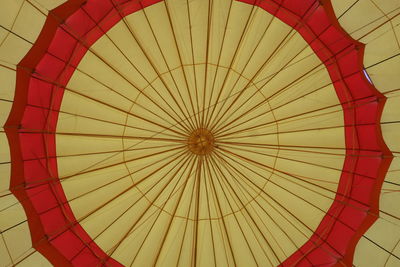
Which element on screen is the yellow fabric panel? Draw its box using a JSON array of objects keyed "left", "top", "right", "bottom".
[
  {"left": 332, "top": 0, "right": 399, "bottom": 41},
  {"left": 13, "top": 252, "right": 53, "bottom": 267},
  {"left": 355, "top": 235, "right": 399, "bottom": 267},
  {"left": 0, "top": 0, "right": 45, "bottom": 65},
  {"left": 31, "top": 0, "right": 68, "bottom": 11},
  {"left": 0, "top": 197, "right": 31, "bottom": 265},
  {"left": 0, "top": 65, "right": 16, "bottom": 101}
]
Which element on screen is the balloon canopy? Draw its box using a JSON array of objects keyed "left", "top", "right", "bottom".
[{"left": 0, "top": 0, "right": 399, "bottom": 266}]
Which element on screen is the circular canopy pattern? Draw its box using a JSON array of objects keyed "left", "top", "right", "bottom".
[{"left": 0, "top": 0, "right": 399, "bottom": 267}]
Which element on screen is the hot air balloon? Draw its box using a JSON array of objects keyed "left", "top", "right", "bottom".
[{"left": 0, "top": 0, "right": 399, "bottom": 266}]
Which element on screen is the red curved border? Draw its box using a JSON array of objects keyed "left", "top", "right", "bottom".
[
  {"left": 238, "top": 0, "right": 393, "bottom": 266},
  {"left": 5, "top": 0, "right": 162, "bottom": 266},
  {"left": 5, "top": 0, "right": 392, "bottom": 266}
]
